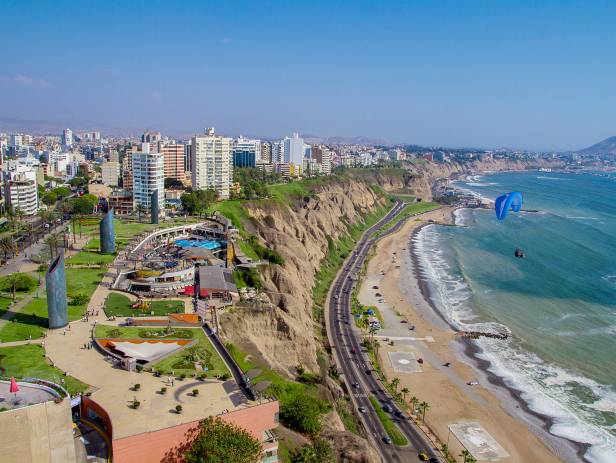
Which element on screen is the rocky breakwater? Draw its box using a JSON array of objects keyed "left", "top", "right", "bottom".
[{"left": 219, "top": 178, "right": 387, "bottom": 377}]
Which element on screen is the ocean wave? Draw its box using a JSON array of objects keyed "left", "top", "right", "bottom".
[
  {"left": 413, "top": 225, "right": 616, "bottom": 462},
  {"left": 537, "top": 176, "right": 568, "bottom": 180}
]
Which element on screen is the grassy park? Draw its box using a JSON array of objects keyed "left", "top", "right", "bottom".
[
  {"left": 0, "top": 344, "right": 88, "bottom": 394},
  {"left": 103, "top": 292, "right": 185, "bottom": 317},
  {"left": 94, "top": 325, "right": 194, "bottom": 340}
]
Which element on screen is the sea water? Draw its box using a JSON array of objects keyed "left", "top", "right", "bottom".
[{"left": 414, "top": 171, "right": 616, "bottom": 462}]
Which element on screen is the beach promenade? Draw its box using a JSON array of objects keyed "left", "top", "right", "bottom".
[{"left": 357, "top": 207, "right": 563, "bottom": 463}]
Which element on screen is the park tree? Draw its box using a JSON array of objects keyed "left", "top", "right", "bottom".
[
  {"left": 164, "top": 177, "right": 184, "bottom": 189},
  {"left": 71, "top": 194, "right": 98, "bottom": 214},
  {"left": 0, "top": 235, "right": 18, "bottom": 261},
  {"left": 279, "top": 393, "right": 325, "bottom": 435},
  {"left": 161, "top": 416, "right": 262, "bottom": 463},
  {"left": 181, "top": 189, "right": 217, "bottom": 216},
  {"left": 52, "top": 186, "right": 71, "bottom": 199},
  {"left": 42, "top": 191, "right": 58, "bottom": 206}
]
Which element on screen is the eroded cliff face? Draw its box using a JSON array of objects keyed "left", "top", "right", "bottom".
[
  {"left": 354, "top": 158, "right": 565, "bottom": 200},
  {"left": 219, "top": 179, "right": 387, "bottom": 376}
]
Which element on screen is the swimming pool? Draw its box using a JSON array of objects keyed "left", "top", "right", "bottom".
[{"left": 175, "top": 239, "right": 221, "bottom": 250}]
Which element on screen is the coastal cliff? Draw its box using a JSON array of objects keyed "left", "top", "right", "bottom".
[
  {"left": 219, "top": 178, "right": 388, "bottom": 376},
  {"left": 348, "top": 158, "right": 565, "bottom": 200}
]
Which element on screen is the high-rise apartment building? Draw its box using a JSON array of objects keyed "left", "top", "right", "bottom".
[
  {"left": 191, "top": 128, "right": 232, "bottom": 200},
  {"left": 101, "top": 161, "right": 120, "bottom": 186},
  {"left": 132, "top": 144, "right": 164, "bottom": 213},
  {"left": 271, "top": 141, "right": 284, "bottom": 164},
  {"left": 312, "top": 145, "right": 332, "bottom": 175},
  {"left": 283, "top": 133, "right": 304, "bottom": 166},
  {"left": 3, "top": 173, "right": 39, "bottom": 215},
  {"left": 161, "top": 143, "right": 186, "bottom": 182},
  {"left": 260, "top": 141, "right": 272, "bottom": 164},
  {"left": 62, "top": 128, "right": 73, "bottom": 147},
  {"left": 122, "top": 145, "right": 136, "bottom": 190}
]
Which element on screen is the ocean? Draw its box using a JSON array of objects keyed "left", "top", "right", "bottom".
[{"left": 414, "top": 171, "right": 616, "bottom": 463}]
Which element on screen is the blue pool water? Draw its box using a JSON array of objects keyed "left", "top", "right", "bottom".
[{"left": 175, "top": 239, "right": 220, "bottom": 250}]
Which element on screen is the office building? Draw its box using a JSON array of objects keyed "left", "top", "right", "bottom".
[
  {"left": 101, "top": 161, "right": 120, "bottom": 186},
  {"left": 161, "top": 143, "right": 186, "bottom": 182},
  {"left": 190, "top": 128, "right": 232, "bottom": 199},
  {"left": 132, "top": 144, "right": 164, "bottom": 213},
  {"left": 271, "top": 141, "right": 284, "bottom": 164},
  {"left": 232, "top": 136, "right": 260, "bottom": 168}
]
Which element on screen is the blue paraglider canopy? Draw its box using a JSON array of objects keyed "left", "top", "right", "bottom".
[{"left": 495, "top": 192, "right": 523, "bottom": 220}]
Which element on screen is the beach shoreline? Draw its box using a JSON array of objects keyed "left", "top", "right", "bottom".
[
  {"left": 411, "top": 208, "right": 586, "bottom": 461},
  {"left": 357, "top": 205, "right": 580, "bottom": 463}
]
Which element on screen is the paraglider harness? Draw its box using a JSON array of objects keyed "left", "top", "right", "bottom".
[{"left": 514, "top": 248, "right": 525, "bottom": 259}]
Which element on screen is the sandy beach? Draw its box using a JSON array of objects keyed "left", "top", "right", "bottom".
[{"left": 357, "top": 206, "right": 569, "bottom": 463}]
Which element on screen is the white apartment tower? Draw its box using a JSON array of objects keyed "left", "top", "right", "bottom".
[
  {"left": 283, "top": 133, "right": 304, "bottom": 166},
  {"left": 132, "top": 143, "right": 164, "bottom": 212},
  {"left": 190, "top": 128, "right": 232, "bottom": 200}
]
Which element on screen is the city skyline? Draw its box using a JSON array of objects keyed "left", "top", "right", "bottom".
[{"left": 2, "top": 1, "right": 616, "bottom": 151}]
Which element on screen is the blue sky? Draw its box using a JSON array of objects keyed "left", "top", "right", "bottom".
[{"left": 1, "top": 0, "right": 615, "bottom": 150}]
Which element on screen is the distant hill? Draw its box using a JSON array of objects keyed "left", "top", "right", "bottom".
[{"left": 576, "top": 136, "right": 616, "bottom": 156}]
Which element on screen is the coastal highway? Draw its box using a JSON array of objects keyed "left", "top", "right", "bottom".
[{"left": 326, "top": 201, "right": 441, "bottom": 463}]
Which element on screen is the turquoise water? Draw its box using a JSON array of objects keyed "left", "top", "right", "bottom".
[
  {"left": 174, "top": 239, "right": 221, "bottom": 250},
  {"left": 415, "top": 171, "right": 616, "bottom": 462}
]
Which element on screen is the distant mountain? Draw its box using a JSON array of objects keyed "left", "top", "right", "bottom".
[
  {"left": 302, "top": 134, "right": 391, "bottom": 146},
  {"left": 576, "top": 136, "right": 616, "bottom": 156}
]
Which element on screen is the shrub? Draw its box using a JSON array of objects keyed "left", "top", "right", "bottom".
[
  {"left": 107, "top": 328, "right": 121, "bottom": 338},
  {"left": 160, "top": 387, "right": 167, "bottom": 394},
  {"left": 176, "top": 404, "right": 183, "bottom": 414},
  {"left": 69, "top": 293, "right": 89, "bottom": 306},
  {"left": 220, "top": 372, "right": 230, "bottom": 381},
  {"left": 133, "top": 383, "right": 140, "bottom": 391},
  {"left": 132, "top": 400, "right": 140, "bottom": 409},
  {"left": 192, "top": 389, "right": 199, "bottom": 396},
  {"left": 179, "top": 373, "right": 186, "bottom": 380},
  {"left": 198, "top": 373, "right": 207, "bottom": 381},
  {"left": 136, "top": 365, "right": 143, "bottom": 373},
  {"left": 280, "top": 394, "right": 326, "bottom": 434}
]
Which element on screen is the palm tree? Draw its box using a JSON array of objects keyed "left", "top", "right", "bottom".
[
  {"left": 460, "top": 449, "right": 476, "bottom": 463},
  {"left": 45, "top": 234, "right": 60, "bottom": 260},
  {"left": 390, "top": 377, "right": 400, "bottom": 393},
  {"left": 401, "top": 387, "right": 409, "bottom": 401},
  {"left": 409, "top": 396, "right": 419, "bottom": 414},
  {"left": 0, "top": 235, "right": 18, "bottom": 261},
  {"left": 419, "top": 401, "right": 430, "bottom": 423}
]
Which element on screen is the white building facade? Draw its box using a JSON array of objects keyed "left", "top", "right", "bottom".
[
  {"left": 132, "top": 145, "right": 164, "bottom": 212},
  {"left": 190, "top": 128, "right": 232, "bottom": 200}
]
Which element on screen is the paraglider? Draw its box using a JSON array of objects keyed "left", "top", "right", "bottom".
[{"left": 495, "top": 192, "right": 525, "bottom": 258}]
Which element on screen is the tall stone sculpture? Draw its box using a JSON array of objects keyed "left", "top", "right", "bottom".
[
  {"left": 151, "top": 189, "right": 159, "bottom": 225},
  {"left": 46, "top": 252, "right": 68, "bottom": 329},
  {"left": 100, "top": 208, "right": 115, "bottom": 254}
]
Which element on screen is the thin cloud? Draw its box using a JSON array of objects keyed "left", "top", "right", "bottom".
[
  {"left": 0, "top": 74, "right": 51, "bottom": 88},
  {"left": 221, "top": 37, "right": 232, "bottom": 45}
]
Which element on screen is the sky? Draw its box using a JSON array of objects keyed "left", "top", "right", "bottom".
[{"left": 1, "top": 0, "right": 615, "bottom": 150}]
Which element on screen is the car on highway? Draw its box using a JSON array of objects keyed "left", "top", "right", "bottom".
[
  {"left": 352, "top": 382, "right": 360, "bottom": 389},
  {"left": 418, "top": 453, "right": 429, "bottom": 461},
  {"left": 382, "top": 404, "right": 393, "bottom": 413},
  {"left": 358, "top": 406, "right": 366, "bottom": 413},
  {"left": 365, "top": 369, "right": 372, "bottom": 375},
  {"left": 382, "top": 436, "right": 392, "bottom": 444}
]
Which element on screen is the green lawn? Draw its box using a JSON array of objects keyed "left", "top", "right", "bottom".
[
  {"left": 66, "top": 250, "right": 116, "bottom": 266},
  {"left": 0, "top": 298, "right": 48, "bottom": 342},
  {"left": 208, "top": 200, "right": 252, "bottom": 233},
  {"left": 0, "top": 267, "right": 107, "bottom": 342},
  {"left": 151, "top": 328, "right": 230, "bottom": 377},
  {"left": 369, "top": 396, "right": 408, "bottom": 446},
  {"left": 103, "top": 292, "right": 185, "bottom": 317},
  {"left": 94, "top": 325, "right": 194, "bottom": 340},
  {"left": 237, "top": 239, "right": 259, "bottom": 260},
  {"left": 0, "top": 344, "right": 89, "bottom": 394}
]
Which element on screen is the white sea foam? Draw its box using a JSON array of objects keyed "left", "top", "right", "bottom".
[
  {"left": 537, "top": 176, "right": 568, "bottom": 180},
  {"left": 413, "top": 223, "right": 616, "bottom": 462}
]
